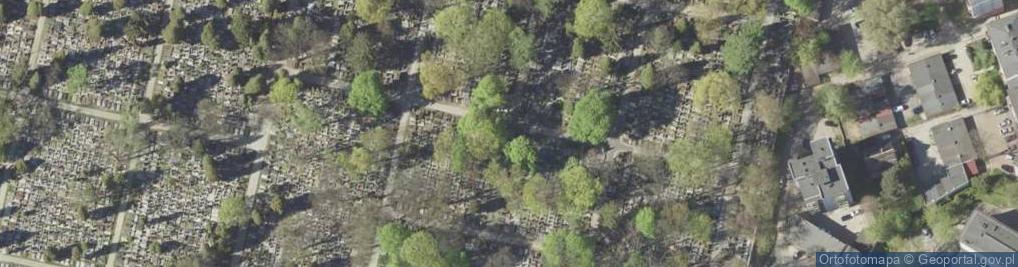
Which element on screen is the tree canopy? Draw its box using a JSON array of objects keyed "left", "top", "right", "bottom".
[
  {"left": 567, "top": 89, "right": 616, "bottom": 144},
  {"left": 201, "top": 22, "right": 220, "bottom": 49},
  {"left": 573, "top": 0, "right": 618, "bottom": 50},
  {"left": 348, "top": 70, "right": 389, "bottom": 117},
  {"left": 65, "top": 64, "right": 88, "bottom": 95},
  {"left": 355, "top": 0, "right": 394, "bottom": 25},
  {"left": 691, "top": 71, "right": 741, "bottom": 115},
  {"left": 753, "top": 92, "right": 789, "bottom": 132},
  {"left": 975, "top": 71, "right": 1006, "bottom": 107},
  {"left": 377, "top": 222, "right": 411, "bottom": 263},
  {"left": 399, "top": 231, "right": 446, "bottom": 267},
  {"left": 634, "top": 206, "right": 656, "bottom": 239},
  {"left": 859, "top": 0, "right": 916, "bottom": 53},
  {"left": 419, "top": 54, "right": 465, "bottom": 100},
  {"left": 541, "top": 229, "right": 595, "bottom": 267},
  {"left": 456, "top": 110, "right": 506, "bottom": 161},
  {"left": 503, "top": 136, "right": 537, "bottom": 172},
  {"left": 470, "top": 75, "right": 507, "bottom": 111},
  {"left": 218, "top": 196, "right": 249, "bottom": 227},
  {"left": 666, "top": 125, "right": 733, "bottom": 188},
  {"left": 721, "top": 21, "right": 763, "bottom": 76},
  {"left": 784, "top": 0, "right": 815, "bottom": 15},
  {"left": 558, "top": 158, "right": 603, "bottom": 212},
  {"left": 815, "top": 84, "right": 857, "bottom": 121}
]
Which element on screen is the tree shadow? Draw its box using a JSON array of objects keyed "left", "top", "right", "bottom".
[
  {"left": 0, "top": 230, "right": 35, "bottom": 248},
  {"left": 87, "top": 241, "right": 123, "bottom": 259},
  {"left": 102, "top": 15, "right": 128, "bottom": 39},
  {"left": 65, "top": 45, "right": 122, "bottom": 67},
  {"left": 214, "top": 149, "right": 264, "bottom": 181},
  {"left": 160, "top": 240, "right": 183, "bottom": 253},
  {"left": 43, "top": 0, "right": 80, "bottom": 18},
  {"left": 170, "top": 74, "right": 217, "bottom": 118},
  {"left": 147, "top": 211, "right": 182, "bottom": 225},
  {"left": 616, "top": 87, "right": 680, "bottom": 139},
  {"left": 111, "top": 60, "right": 152, "bottom": 87},
  {"left": 4, "top": 140, "right": 36, "bottom": 161}
]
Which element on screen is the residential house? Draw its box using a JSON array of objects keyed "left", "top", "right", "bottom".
[
  {"left": 959, "top": 204, "right": 1018, "bottom": 252},
  {"left": 909, "top": 55, "right": 962, "bottom": 118},
  {"left": 788, "top": 138, "right": 854, "bottom": 212}
]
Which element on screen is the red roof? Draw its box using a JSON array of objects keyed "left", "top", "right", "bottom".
[{"left": 964, "top": 160, "right": 982, "bottom": 177}]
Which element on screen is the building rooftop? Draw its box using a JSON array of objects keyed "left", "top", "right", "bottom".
[
  {"left": 909, "top": 55, "right": 961, "bottom": 117},
  {"left": 960, "top": 205, "right": 1018, "bottom": 252},
  {"left": 856, "top": 109, "right": 898, "bottom": 141},
  {"left": 988, "top": 12, "right": 1018, "bottom": 84},
  {"left": 788, "top": 138, "right": 854, "bottom": 212},
  {"left": 924, "top": 118, "right": 978, "bottom": 203},
  {"left": 969, "top": 0, "right": 1005, "bottom": 19}
]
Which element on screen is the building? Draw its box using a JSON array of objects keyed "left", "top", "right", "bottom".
[
  {"left": 987, "top": 12, "right": 1018, "bottom": 87},
  {"left": 909, "top": 55, "right": 961, "bottom": 117},
  {"left": 774, "top": 214, "right": 860, "bottom": 266},
  {"left": 969, "top": 0, "right": 1005, "bottom": 19},
  {"left": 923, "top": 118, "right": 980, "bottom": 203},
  {"left": 855, "top": 109, "right": 898, "bottom": 142},
  {"left": 959, "top": 205, "right": 1018, "bottom": 252},
  {"left": 788, "top": 138, "right": 854, "bottom": 212}
]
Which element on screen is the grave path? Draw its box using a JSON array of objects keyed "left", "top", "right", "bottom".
[
  {"left": 27, "top": 17, "right": 48, "bottom": 69},
  {"left": 244, "top": 120, "right": 276, "bottom": 197}
]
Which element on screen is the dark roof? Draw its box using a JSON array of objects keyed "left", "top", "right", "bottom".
[
  {"left": 909, "top": 55, "right": 960, "bottom": 117},
  {"left": 788, "top": 139, "right": 854, "bottom": 212},
  {"left": 960, "top": 205, "right": 1018, "bottom": 252},
  {"left": 969, "top": 0, "right": 1005, "bottom": 18},
  {"left": 856, "top": 109, "right": 898, "bottom": 140},
  {"left": 924, "top": 119, "right": 977, "bottom": 203},
  {"left": 988, "top": 12, "right": 1018, "bottom": 84}
]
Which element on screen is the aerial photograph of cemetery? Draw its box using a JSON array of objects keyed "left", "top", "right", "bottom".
[{"left": 4, "top": 0, "right": 1018, "bottom": 266}]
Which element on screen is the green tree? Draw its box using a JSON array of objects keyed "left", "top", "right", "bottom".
[
  {"left": 203, "top": 154, "right": 219, "bottom": 182},
  {"left": 269, "top": 75, "right": 300, "bottom": 105},
  {"left": 534, "top": 0, "right": 558, "bottom": 17},
  {"left": 649, "top": 24, "right": 675, "bottom": 53},
  {"left": 462, "top": 9, "right": 513, "bottom": 74},
  {"left": 794, "top": 31, "right": 829, "bottom": 67},
  {"left": 162, "top": 18, "right": 181, "bottom": 44},
  {"left": 348, "top": 70, "right": 388, "bottom": 117},
  {"left": 623, "top": 253, "right": 647, "bottom": 267},
  {"left": 634, "top": 206, "right": 656, "bottom": 239},
  {"left": 377, "top": 222, "right": 411, "bottom": 263},
  {"left": 338, "top": 147, "right": 374, "bottom": 175},
  {"left": 201, "top": 22, "right": 221, "bottom": 49},
  {"left": 86, "top": 18, "right": 103, "bottom": 43},
  {"left": 470, "top": 75, "right": 507, "bottom": 111},
  {"left": 541, "top": 229, "right": 594, "bottom": 267},
  {"left": 503, "top": 136, "right": 537, "bottom": 171},
  {"left": 419, "top": 54, "right": 465, "bottom": 99},
  {"left": 567, "top": 89, "right": 616, "bottom": 144},
  {"left": 230, "top": 13, "right": 252, "bottom": 47},
  {"left": 687, "top": 211, "right": 713, "bottom": 243},
  {"left": 399, "top": 231, "right": 446, "bottom": 267},
  {"left": 260, "top": 0, "right": 277, "bottom": 14},
  {"left": 571, "top": 38, "right": 585, "bottom": 59},
  {"left": 360, "top": 127, "right": 393, "bottom": 152},
  {"left": 815, "top": 84, "right": 857, "bottom": 121},
  {"left": 65, "top": 64, "right": 88, "bottom": 95},
  {"left": 433, "top": 127, "right": 469, "bottom": 172},
  {"left": 753, "top": 92, "right": 789, "bottom": 132},
  {"left": 355, "top": 0, "right": 394, "bottom": 25},
  {"left": 0, "top": 4, "right": 6, "bottom": 24},
  {"left": 840, "top": 50, "right": 863, "bottom": 77},
  {"left": 113, "top": 0, "right": 125, "bottom": 9},
  {"left": 27, "top": 0, "right": 42, "bottom": 20},
  {"left": 558, "top": 158, "right": 602, "bottom": 212},
  {"left": 289, "top": 103, "right": 322, "bottom": 132},
  {"left": 346, "top": 32, "right": 375, "bottom": 74},
  {"left": 79, "top": 1, "right": 94, "bottom": 17},
  {"left": 573, "top": 0, "right": 617, "bottom": 50},
  {"left": 434, "top": 5, "right": 475, "bottom": 42},
  {"left": 721, "top": 21, "right": 763, "bottom": 76},
  {"left": 270, "top": 194, "right": 284, "bottom": 214},
  {"left": 784, "top": 0, "right": 815, "bottom": 15},
  {"left": 738, "top": 149, "right": 780, "bottom": 227},
  {"left": 691, "top": 71, "right": 741, "bottom": 115},
  {"left": 218, "top": 196, "right": 248, "bottom": 227},
  {"left": 640, "top": 63, "right": 655, "bottom": 90},
  {"left": 456, "top": 110, "right": 506, "bottom": 160},
  {"left": 123, "top": 11, "right": 148, "bottom": 43},
  {"left": 508, "top": 27, "right": 535, "bottom": 71},
  {"left": 214, "top": 0, "right": 228, "bottom": 9},
  {"left": 522, "top": 175, "right": 553, "bottom": 214},
  {"left": 859, "top": 0, "right": 916, "bottom": 53},
  {"left": 666, "top": 125, "right": 733, "bottom": 188},
  {"left": 597, "top": 201, "right": 620, "bottom": 229},
  {"left": 244, "top": 74, "right": 265, "bottom": 95},
  {"left": 975, "top": 71, "right": 1006, "bottom": 107}
]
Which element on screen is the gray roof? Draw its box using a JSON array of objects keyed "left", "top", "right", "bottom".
[
  {"left": 909, "top": 55, "right": 960, "bottom": 117},
  {"left": 960, "top": 205, "right": 1018, "bottom": 252},
  {"left": 988, "top": 13, "right": 1018, "bottom": 84},
  {"left": 788, "top": 139, "right": 854, "bottom": 212},
  {"left": 924, "top": 119, "right": 977, "bottom": 203},
  {"left": 856, "top": 109, "right": 897, "bottom": 141},
  {"left": 969, "top": 0, "right": 1005, "bottom": 18}
]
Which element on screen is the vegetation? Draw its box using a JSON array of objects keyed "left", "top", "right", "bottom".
[
  {"left": 419, "top": 54, "right": 466, "bottom": 100},
  {"left": 377, "top": 222, "right": 411, "bottom": 264},
  {"left": 975, "top": 71, "right": 1006, "bottom": 107},
  {"left": 457, "top": 110, "right": 506, "bottom": 161},
  {"left": 666, "top": 124, "right": 733, "bottom": 189},
  {"left": 347, "top": 33, "right": 375, "bottom": 74},
  {"left": 691, "top": 71, "right": 741, "bottom": 115},
  {"left": 508, "top": 27, "right": 536, "bottom": 71},
  {"left": 557, "top": 158, "right": 603, "bottom": 213},
  {"left": 541, "top": 229, "right": 595, "bottom": 267},
  {"left": 863, "top": 157, "right": 923, "bottom": 246},
  {"left": 634, "top": 206, "right": 656, "bottom": 239},
  {"left": 348, "top": 70, "right": 389, "bottom": 117},
  {"left": 815, "top": 84, "right": 857, "bottom": 121},
  {"left": 503, "top": 136, "right": 537, "bottom": 172},
  {"left": 753, "top": 92, "right": 790, "bottom": 132},
  {"left": 399, "top": 231, "right": 446, "bottom": 267},
  {"left": 470, "top": 75, "right": 507, "bottom": 111},
  {"left": 721, "top": 21, "right": 764, "bottom": 76},
  {"left": 230, "top": 13, "right": 253, "bottom": 47},
  {"left": 567, "top": 89, "right": 616, "bottom": 144},
  {"left": 572, "top": 0, "right": 618, "bottom": 50},
  {"left": 969, "top": 41, "right": 997, "bottom": 71},
  {"left": 355, "top": 0, "right": 394, "bottom": 25},
  {"left": 640, "top": 64, "right": 655, "bottom": 90},
  {"left": 794, "top": 31, "right": 829, "bottom": 67},
  {"left": 65, "top": 64, "right": 88, "bottom": 95},
  {"left": 784, "top": 0, "right": 815, "bottom": 15},
  {"left": 839, "top": 50, "right": 864, "bottom": 78},
  {"left": 202, "top": 22, "right": 221, "bottom": 49},
  {"left": 858, "top": 0, "right": 916, "bottom": 53},
  {"left": 218, "top": 196, "right": 249, "bottom": 227}
]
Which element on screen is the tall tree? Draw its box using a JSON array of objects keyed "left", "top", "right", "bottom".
[
  {"left": 27, "top": 0, "right": 42, "bottom": 20},
  {"left": 567, "top": 89, "right": 616, "bottom": 144},
  {"left": 201, "top": 22, "right": 221, "bottom": 49},
  {"left": 541, "top": 229, "right": 595, "bottom": 267},
  {"left": 859, "top": 0, "right": 916, "bottom": 53},
  {"left": 634, "top": 206, "right": 656, "bottom": 239},
  {"left": 348, "top": 70, "right": 388, "bottom": 117},
  {"left": 230, "top": 13, "right": 252, "bottom": 47},
  {"left": 218, "top": 196, "right": 248, "bottom": 227},
  {"left": 573, "top": 0, "right": 617, "bottom": 50},
  {"left": 975, "top": 71, "right": 1006, "bottom": 107},
  {"left": 65, "top": 64, "right": 88, "bottom": 95},
  {"left": 86, "top": 18, "right": 103, "bottom": 43},
  {"left": 399, "top": 231, "right": 447, "bottom": 267},
  {"left": 503, "top": 136, "right": 537, "bottom": 172},
  {"left": 784, "top": 0, "right": 815, "bottom": 15},
  {"left": 79, "top": 1, "right": 94, "bottom": 17},
  {"left": 815, "top": 84, "right": 857, "bottom": 121},
  {"left": 753, "top": 92, "right": 788, "bottom": 132},
  {"left": 508, "top": 27, "right": 535, "bottom": 71},
  {"left": 377, "top": 222, "right": 411, "bottom": 263},
  {"left": 419, "top": 54, "right": 465, "bottom": 99},
  {"left": 558, "top": 158, "right": 603, "bottom": 212},
  {"left": 666, "top": 125, "right": 733, "bottom": 188},
  {"left": 721, "top": 21, "right": 764, "bottom": 76},
  {"left": 691, "top": 71, "right": 741, "bottom": 115},
  {"left": 469, "top": 75, "right": 507, "bottom": 111},
  {"left": 346, "top": 32, "right": 374, "bottom": 74},
  {"left": 456, "top": 110, "right": 506, "bottom": 161},
  {"left": 355, "top": 0, "right": 394, "bottom": 25}
]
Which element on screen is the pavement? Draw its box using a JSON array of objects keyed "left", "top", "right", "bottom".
[
  {"left": 422, "top": 102, "right": 467, "bottom": 117},
  {"left": 106, "top": 212, "right": 128, "bottom": 267},
  {"left": 902, "top": 106, "right": 990, "bottom": 138},
  {"left": 27, "top": 17, "right": 48, "bottom": 69},
  {"left": 0, "top": 253, "right": 64, "bottom": 267},
  {"left": 244, "top": 120, "right": 276, "bottom": 197}
]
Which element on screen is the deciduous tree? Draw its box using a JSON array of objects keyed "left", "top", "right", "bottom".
[
  {"left": 541, "top": 230, "right": 594, "bottom": 267},
  {"left": 348, "top": 70, "right": 388, "bottom": 117},
  {"left": 567, "top": 89, "right": 615, "bottom": 144},
  {"left": 859, "top": 0, "right": 916, "bottom": 53}
]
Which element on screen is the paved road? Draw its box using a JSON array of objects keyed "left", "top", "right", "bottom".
[
  {"left": 423, "top": 102, "right": 467, "bottom": 117},
  {"left": 27, "top": 17, "right": 48, "bottom": 69},
  {"left": 0, "top": 253, "right": 63, "bottom": 267},
  {"left": 105, "top": 212, "right": 128, "bottom": 267},
  {"left": 902, "top": 106, "right": 991, "bottom": 138},
  {"left": 244, "top": 120, "right": 276, "bottom": 197}
]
